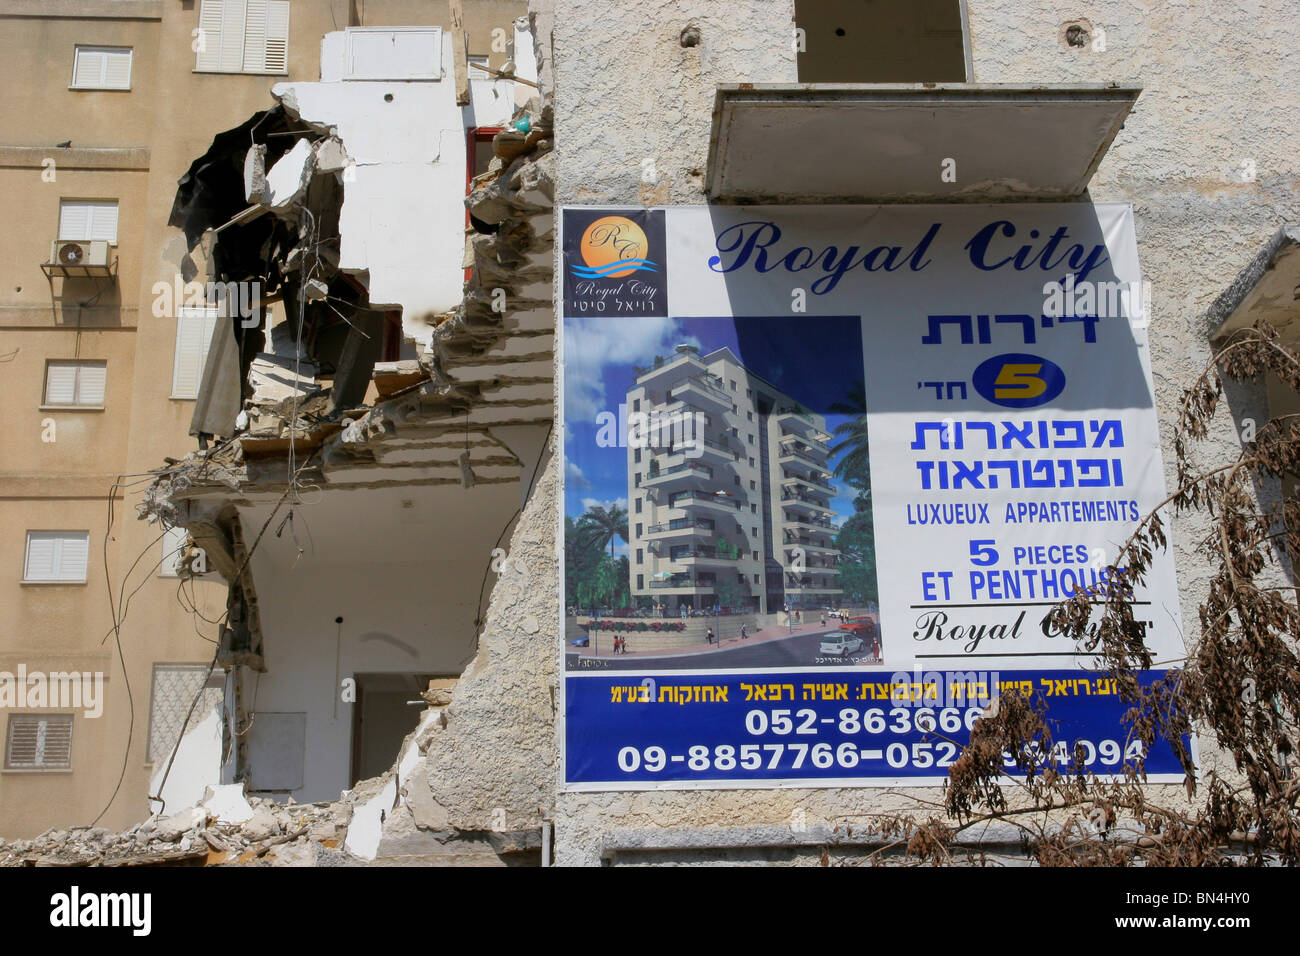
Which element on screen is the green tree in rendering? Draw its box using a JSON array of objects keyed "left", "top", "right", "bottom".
[
  {"left": 828, "top": 382, "right": 878, "bottom": 605},
  {"left": 579, "top": 502, "right": 629, "bottom": 557}
]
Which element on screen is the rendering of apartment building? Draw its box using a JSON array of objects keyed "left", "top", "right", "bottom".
[{"left": 626, "top": 344, "right": 842, "bottom": 615}]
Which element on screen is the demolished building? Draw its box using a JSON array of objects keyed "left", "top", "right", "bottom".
[
  {"left": 137, "top": 19, "right": 554, "bottom": 840},
  {"left": 26, "top": 0, "right": 1293, "bottom": 870}
]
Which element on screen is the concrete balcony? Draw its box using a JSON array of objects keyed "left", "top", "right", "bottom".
[
  {"left": 785, "top": 541, "right": 839, "bottom": 556},
  {"left": 781, "top": 492, "right": 832, "bottom": 517},
  {"left": 669, "top": 490, "right": 746, "bottom": 513},
  {"left": 645, "top": 518, "right": 719, "bottom": 540},
  {"left": 780, "top": 431, "right": 830, "bottom": 457},
  {"left": 647, "top": 577, "right": 716, "bottom": 594},
  {"left": 668, "top": 376, "right": 731, "bottom": 414},
  {"left": 785, "top": 517, "right": 838, "bottom": 535},
  {"left": 775, "top": 410, "right": 831, "bottom": 443},
  {"left": 778, "top": 446, "right": 828, "bottom": 472},
  {"left": 642, "top": 461, "right": 715, "bottom": 492},
  {"left": 781, "top": 472, "right": 835, "bottom": 495},
  {"left": 666, "top": 547, "right": 744, "bottom": 569}
]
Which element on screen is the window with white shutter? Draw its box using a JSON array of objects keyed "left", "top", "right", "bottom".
[
  {"left": 71, "top": 46, "right": 133, "bottom": 90},
  {"left": 58, "top": 200, "right": 118, "bottom": 243},
  {"left": 23, "top": 531, "right": 90, "bottom": 583},
  {"left": 171, "top": 307, "right": 219, "bottom": 399},
  {"left": 43, "top": 360, "right": 106, "bottom": 407},
  {"left": 5, "top": 715, "right": 74, "bottom": 770},
  {"left": 195, "top": 0, "right": 290, "bottom": 75}
]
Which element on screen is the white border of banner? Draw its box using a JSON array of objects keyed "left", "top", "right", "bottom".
[{"left": 554, "top": 203, "right": 1192, "bottom": 793}]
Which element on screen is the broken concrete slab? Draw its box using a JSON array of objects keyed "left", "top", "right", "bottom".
[
  {"left": 264, "top": 138, "right": 315, "bottom": 211},
  {"left": 201, "top": 784, "right": 255, "bottom": 825}
]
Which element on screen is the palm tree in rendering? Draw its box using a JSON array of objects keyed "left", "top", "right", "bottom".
[
  {"left": 827, "top": 381, "right": 870, "bottom": 488},
  {"left": 578, "top": 502, "right": 629, "bottom": 557}
]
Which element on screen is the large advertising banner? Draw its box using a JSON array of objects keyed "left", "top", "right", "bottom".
[{"left": 559, "top": 204, "right": 1187, "bottom": 790}]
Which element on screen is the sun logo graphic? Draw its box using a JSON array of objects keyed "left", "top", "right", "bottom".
[{"left": 573, "top": 216, "right": 658, "bottom": 279}]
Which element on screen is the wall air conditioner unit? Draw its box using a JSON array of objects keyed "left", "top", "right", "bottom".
[{"left": 50, "top": 239, "right": 109, "bottom": 267}]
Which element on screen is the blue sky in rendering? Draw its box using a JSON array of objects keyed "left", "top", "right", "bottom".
[{"left": 563, "top": 315, "right": 866, "bottom": 548}]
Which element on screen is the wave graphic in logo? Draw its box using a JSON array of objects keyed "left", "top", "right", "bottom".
[
  {"left": 570, "top": 257, "right": 658, "bottom": 279},
  {"left": 576, "top": 216, "right": 656, "bottom": 279}
]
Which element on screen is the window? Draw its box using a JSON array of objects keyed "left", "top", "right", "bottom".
[
  {"left": 58, "top": 200, "right": 118, "bottom": 243},
  {"left": 634, "top": 472, "right": 641, "bottom": 487},
  {"left": 636, "top": 549, "right": 643, "bottom": 564},
  {"left": 172, "top": 307, "right": 219, "bottom": 399},
  {"left": 751, "top": 504, "right": 758, "bottom": 514},
  {"left": 343, "top": 26, "right": 441, "bottom": 81},
  {"left": 752, "top": 527, "right": 757, "bottom": 536},
  {"left": 149, "top": 664, "right": 223, "bottom": 762},
  {"left": 730, "top": 381, "right": 737, "bottom": 391},
  {"left": 750, "top": 480, "right": 757, "bottom": 490},
  {"left": 635, "top": 523, "right": 642, "bottom": 537},
  {"left": 749, "top": 457, "right": 755, "bottom": 467},
  {"left": 24, "top": 531, "right": 90, "bottom": 583},
  {"left": 195, "top": 0, "right": 290, "bottom": 75},
  {"left": 633, "top": 399, "right": 640, "bottom": 411},
  {"left": 43, "top": 360, "right": 106, "bottom": 408},
  {"left": 71, "top": 46, "right": 132, "bottom": 90},
  {"left": 5, "top": 715, "right": 73, "bottom": 770},
  {"left": 753, "top": 575, "right": 760, "bottom": 584},
  {"left": 748, "top": 411, "right": 754, "bottom": 421},
  {"left": 635, "top": 498, "right": 642, "bottom": 514},
  {"left": 795, "top": 0, "right": 967, "bottom": 83},
  {"left": 753, "top": 550, "right": 759, "bottom": 560},
  {"left": 634, "top": 449, "right": 642, "bottom": 464},
  {"left": 748, "top": 434, "right": 755, "bottom": 444}
]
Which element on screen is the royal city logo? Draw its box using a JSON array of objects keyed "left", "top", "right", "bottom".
[
  {"left": 574, "top": 216, "right": 656, "bottom": 279},
  {"left": 563, "top": 208, "right": 667, "bottom": 317}
]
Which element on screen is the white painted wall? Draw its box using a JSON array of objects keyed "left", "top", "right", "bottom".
[
  {"left": 236, "top": 481, "right": 521, "bottom": 803},
  {"left": 273, "top": 30, "right": 518, "bottom": 348},
  {"left": 148, "top": 701, "right": 223, "bottom": 815}
]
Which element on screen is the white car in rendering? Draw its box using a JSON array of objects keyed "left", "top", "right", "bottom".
[{"left": 819, "top": 634, "right": 864, "bottom": 657}]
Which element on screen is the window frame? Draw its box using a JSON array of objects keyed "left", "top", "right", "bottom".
[
  {"left": 4, "top": 714, "right": 74, "bottom": 772},
  {"left": 194, "top": 0, "right": 291, "bottom": 76},
  {"left": 23, "top": 530, "right": 91, "bottom": 584},
  {"left": 57, "top": 199, "right": 119, "bottom": 246},
  {"left": 171, "top": 306, "right": 220, "bottom": 400},
  {"left": 70, "top": 44, "right": 133, "bottom": 91},
  {"left": 41, "top": 359, "right": 107, "bottom": 410}
]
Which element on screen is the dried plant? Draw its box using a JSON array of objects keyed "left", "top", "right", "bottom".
[{"left": 856, "top": 322, "right": 1300, "bottom": 867}]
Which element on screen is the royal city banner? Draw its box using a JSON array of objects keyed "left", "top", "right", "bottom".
[{"left": 559, "top": 204, "right": 1187, "bottom": 790}]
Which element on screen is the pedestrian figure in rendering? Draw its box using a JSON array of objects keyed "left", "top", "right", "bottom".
[
  {"left": 706, "top": 627, "right": 715, "bottom": 645},
  {"left": 740, "top": 623, "right": 748, "bottom": 641},
  {"left": 820, "top": 613, "right": 826, "bottom": 628},
  {"left": 680, "top": 604, "right": 687, "bottom": 620},
  {"left": 795, "top": 609, "right": 801, "bottom": 625}
]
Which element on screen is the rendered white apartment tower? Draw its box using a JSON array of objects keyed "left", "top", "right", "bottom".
[{"left": 626, "top": 344, "right": 843, "bottom": 615}]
